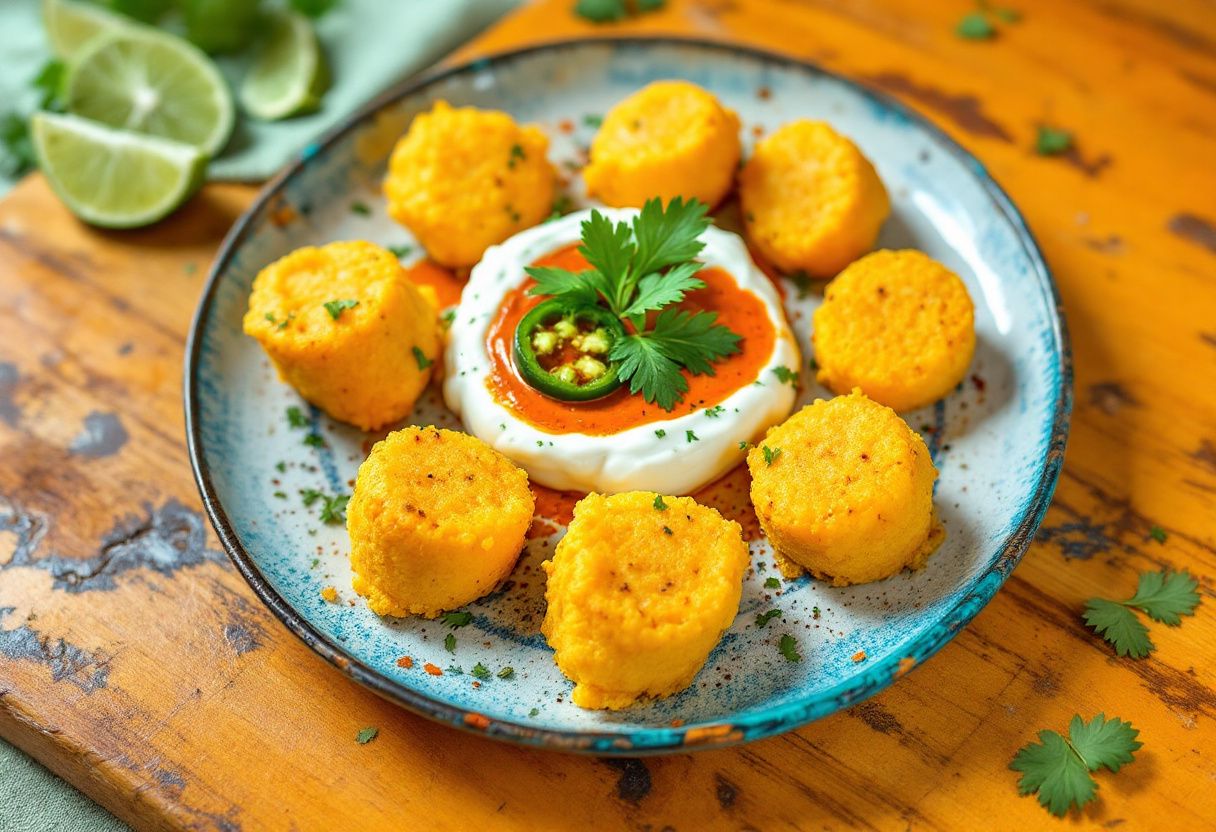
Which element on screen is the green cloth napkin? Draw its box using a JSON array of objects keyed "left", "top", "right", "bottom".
[
  {"left": 0, "top": 0, "right": 521, "bottom": 195},
  {"left": 0, "top": 1, "right": 520, "bottom": 825}
]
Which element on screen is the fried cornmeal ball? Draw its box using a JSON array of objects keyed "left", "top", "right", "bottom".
[
  {"left": 348, "top": 427, "right": 534, "bottom": 618},
  {"left": 748, "top": 390, "right": 942, "bottom": 586},
  {"left": 583, "top": 81, "right": 741, "bottom": 208},
  {"left": 541, "top": 491, "right": 748, "bottom": 710},
  {"left": 813, "top": 249, "right": 976, "bottom": 412},
  {"left": 243, "top": 241, "right": 439, "bottom": 431},
  {"left": 739, "top": 120, "right": 890, "bottom": 277},
  {"left": 383, "top": 100, "right": 556, "bottom": 268}
]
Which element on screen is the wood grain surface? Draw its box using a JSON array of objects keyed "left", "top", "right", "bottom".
[{"left": 2, "top": 0, "right": 1214, "bottom": 829}]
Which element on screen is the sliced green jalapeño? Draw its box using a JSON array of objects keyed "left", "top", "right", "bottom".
[{"left": 513, "top": 298, "right": 626, "bottom": 402}]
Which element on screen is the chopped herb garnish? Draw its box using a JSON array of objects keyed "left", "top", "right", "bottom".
[
  {"left": 303, "top": 433, "right": 326, "bottom": 449},
  {"left": 654, "top": 429, "right": 666, "bottom": 438},
  {"left": 547, "top": 194, "right": 574, "bottom": 221},
  {"left": 471, "top": 663, "right": 492, "bottom": 680},
  {"left": 324, "top": 299, "right": 359, "bottom": 320},
  {"left": 497, "top": 667, "right": 514, "bottom": 679},
  {"left": 1083, "top": 569, "right": 1200, "bottom": 658},
  {"left": 355, "top": 726, "right": 379, "bottom": 744},
  {"left": 653, "top": 494, "right": 668, "bottom": 511},
  {"left": 704, "top": 405, "right": 725, "bottom": 418},
  {"left": 446, "top": 665, "right": 463, "bottom": 675},
  {"left": 761, "top": 445, "right": 782, "bottom": 466},
  {"left": 772, "top": 366, "right": 799, "bottom": 385},
  {"left": 1146, "top": 525, "right": 1167, "bottom": 543},
  {"left": 412, "top": 346, "right": 434, "bottom": 370},
  {"left": 738, "top": 440, "right": 750, "bottom": 450},
  {"left": 778, "top": 633, "right": 801, "bottom": 662},
  {"left": 276, "top": 312, "right": 295, "bottom": 331},
  {"left": 300, "top": 488, "right": 323, "bottom": 507},
  {"left": 686, "top": 430, "right": 699, "bottom": 443},
  {"left": 1035, "top": 126, "right": 1073, "bottom": 156},
  {"left": 956, "top": 12, "right": 995, "bottom": 39},
  {"left": 310, "top": 558, "right": 320, "bottom": 569},
  {"left": 319, "top": 495, "right": 348, "bottom": 524},
  {"left": 508, "top": 143, "right": 526, "bottom": 168},
  {"left": 755, "top": 609, "right": 781, "bottom": 628},
  {"left": 1010, "top": 714, "right": 1140, "bottom": 817},
  {"left": 286, "top": 406, "right": 309, "bottom": 428},
  {"left": 444, "top": 632, "right": 456, "bottom": 653},
  {"left": 525, "top": 198, "right": 741, "bottom": 410},
  {"left": 441, "top": 309, "right": 457, "bottom": 328},
  {"left": 273, "top": 491, "right": 287, "bottom": 499},
  {"left": 662, "top": 526, "right": 673, "bottom": 535},
  {"left": 764, "top": 577, "right": 780, "bottom": 589},
  {"left": 275, "top": 461, "right": 286, "bottom": 473},
  {"left": 529, "top": 707, "right": 540, "bottom": 717},
  {"left": 812, "top": 606, "right": 821, "bottom": 619},
  {"left": 387, "top": 244, "right": 414, "bottom": 259},
  {"left": 350, "top": 201, "right": 371, "bottom": 216},
  {"left": 265, "top": 312, "right": 277, "bottom": 324},
  {"left": 441, "top": 611, "right": 473, "bottom": 628}
]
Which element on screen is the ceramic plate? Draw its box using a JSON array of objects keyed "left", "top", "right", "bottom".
[{"left": 186, "top": 38, "right": 1071, "bottom": 754}]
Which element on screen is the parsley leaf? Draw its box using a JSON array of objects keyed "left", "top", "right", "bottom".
[
  {"left": 324, "top": 299, "right": 359, "bottom": 320},
  {"left": 444, "top": 632, "right": 456, "bottom": 653},
  {"left": 610, "top": 309, "right": 741, "bottom": 409},
  {"left": 471, "top": 662, "right": 492, "bottom": 680},
  {"left": 441, "top": 611, "right": 473, "bottom": 628},
  {"left": 755, "top": 609, "right": 781, "bottom": 628},
  {"left": 575, "top": 0, "right": 626, "bottom": 22},
  {"left": 1010, "top": 714, "right": 1140, "bottom": 817},
  {"left": 299, "top": 489, "right": 348, "bottom": 524},
  {"left": 762, "top": 445, "right": 782, "bottom": 466},
  {"left": 286, "top": 406, "right": 308, "bottom": 428},
  {"left": 1035, "top": 126, "right": 1073, "bottom": 156},
  {"left": 355, "top": 726, "right": 379, "bottom": 744},
  {"left": 621, "top": 261, "right": 705, "bottom": 319},
  {"left": 303, "top": 433, "right": 326, "bottom": 449},
  {"left": 1084, "top": 569, "right": 1201, "bottom": 657},
  {"left": 1146, "top": 524, "right": 1167, "bottom": 543},
  {"left": 629, "top": 197, "right": 710, "bottom": 278},
  {"left": 350, "top": 201, "right": 371, "bottom": 216},
  {"left": 778, "top": 634, "right": 801, "bottom": 662},
  {"left": 956, "top": 12, "right": 995, "bottom": 39},
  {"left": 387, "top": 244, "right": 413, "bottom": 259},
  {"left": 412, "top": 346, "right": 433, "bottom": 370},
  {"left": 764, "top": 577, "right": 780, "bottom": 589},
  {"left": 525, "top": 267, "right": 605, "bottom": 310},
  {"left": 772, "top": 366, "right": 799, "bottom": 385},
  {"left": 653, "top": 494, "right": 668, "bottom": 511}
]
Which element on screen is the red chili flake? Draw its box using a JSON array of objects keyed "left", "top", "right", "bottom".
[
  {"left": 971, "top": 374, "right": 987, "bottom": 392},
  {"left": 558, "top": 118, "right": 575, "bottom": 134},
  {"left": 852, "top": 651, "right": 867, "bottom": 663},
  {"left": 472, "top": 681, "right": 481, "bottom": 688},
  {"left": 270, "top": 203, "right": 298, "bottom": 228},
  {"left": 424, "top": 663, "right": 443, "bottom": 676},
  {"left": 757, "top": 86, "right": 772, "bottom": 100},
  {"left": 396, "top": 656, "right": 413, "bottom": 669},
  {"left": 670, "top": 718, "right": 685, "bottom": 728},
  {"left": 464, "top": 713, "right": 491, "bottom": 730},
  {"left": 751, "top": 124, "right": 765, "bottom": 138}
]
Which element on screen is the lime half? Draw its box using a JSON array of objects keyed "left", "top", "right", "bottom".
[
  {"left": 42, "top": 0, "right": 129, "bottom": 59},
  {"left": 240, "top": 11, "right": 330, "bottom": 121},
  {"left": 31, "top": 111, "right": 207, "bottom": 229},
  {"left": 64, "top": 27, "right": 235, "bottom": 157}
]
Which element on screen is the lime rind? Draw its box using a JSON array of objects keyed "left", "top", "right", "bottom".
[
  {"left": 31, "top": 111, "right": 207, "bottom": 229},
  {"left": 239, "top": 11, "right": 330, "bottom": 121},
  {"left": 42, "top": 0, "right": 129, "bottom": 59},
  {"left": 64, "top": 26, "right": 235, "bottom": 157}
]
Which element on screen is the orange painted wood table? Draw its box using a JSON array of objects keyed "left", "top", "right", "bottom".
[{"left": 2, "top": 1, "right": 1215, "bottom": 829}]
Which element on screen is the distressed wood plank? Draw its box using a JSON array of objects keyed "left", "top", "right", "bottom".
[{"left": 2, "top": 0, "right": 1214, "bottom": 829}]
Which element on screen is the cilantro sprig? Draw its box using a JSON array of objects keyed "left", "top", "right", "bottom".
[
  {"left": 1083, "top": 569, "right": 1201, "bottom": 658},
  {"left": 524, "top": 198, "right": 741, "bottom": 410},
  {"left": 1010, "top": 714, "right": 1140, "bottom": 817}
]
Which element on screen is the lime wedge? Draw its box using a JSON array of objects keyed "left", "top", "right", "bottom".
[
  {"left": 31, "top": 111, "right": 207, "bottom": 229},
  {"left": 240, "top": 11, "right": 330, "bottom": 121},
  {"left": 63, "top": 27, "right": 234, "bottom": 157},
  {"left": 42, "top": 0, "right": 129, "bottom": 59}
]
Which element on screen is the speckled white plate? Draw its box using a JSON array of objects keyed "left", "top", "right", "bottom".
[{"left": 186, "top": 38, "right": 1072, "bottom": 754}]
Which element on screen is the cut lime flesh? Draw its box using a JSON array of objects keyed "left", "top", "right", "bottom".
[
  {"left": 42, "top": 0, "right": 129, "bottom": 59},
  {"left": 64, "top": 27, "right": 235, "bottom": 157},
  {"left": 240, "top": 11, "right": 329, "bottom": 121},
  {"left": 32, "top": 112, "right": 207, "bottom": 229}
]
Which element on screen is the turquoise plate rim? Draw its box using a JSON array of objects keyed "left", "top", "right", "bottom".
[{"left": 184, "top": 36, "right": 1074, "bottom": 755}]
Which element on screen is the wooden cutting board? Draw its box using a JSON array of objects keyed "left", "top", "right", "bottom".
[{"left": 2, "top": 1, "right": 1214, "bottom": 829}]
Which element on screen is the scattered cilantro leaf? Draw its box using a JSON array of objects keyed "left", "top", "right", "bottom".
[
  {"left": 387, "top": 244, "right": 413, "bottom": 259},
  {"left": 685, "top": 429, "right": 699, "bottom": 443},
  {"left": 583, "top": 114, "right": 603, "bottom": 128},
  {"left": 574, "top": 0, "right": 626, "bottom": 22},
  {"left": 547, "top": 194, "right": 574, "bottom": 221},
  {"left": 497, "top": 667, "right": 514, "bottom": 679},
  {"left": 355, "top": 726, "right": 378, "bottom": 744},
  {"left": 529, "top": 707, "right": 540, "bottom": 717},
  {"left": 778, "top": 633, "right": 801, "bottom": 662},
  {"left": 275, "top": 461, "right": 287, "bottom": 473},
  {"left": 319, "top": 494, "right": 348, "bottom": 525},
  {"left": 1035, "top": 126, "right": 1073, "bottom": 156},
  {"left": 303, "top": 433, "right": 326, "bottom": 449},
  {"left": 471, "top": 663, "right": 492, "bottom": 680},
  {"left": 772, "top": 366, "right": 799, "bottom": 385},
  {"left": 653, "top": 495, "right": 668, "bottom": 511},
  {"left": 812, "top": 606, "right": 821, "bottom": 619},
  {"left": 738, "top": 441, "right": 750, "bottom": 450},
  {"left": 273, "top": 491, "right": 287, "bottom": 499},
  {"left": 350, "top": 201, "right": 371, "bottom": 216},
  {"left": 762, "top": 445, "right": 782, "bottom": 466},
  {"left": 956, "top": 12, "right": 995, "bottom": 39},
  {"left": 764, "top": 577, "right": 780, "bottom": 589},
  {"left": 1146, "top": 525, "right": 1167, "bottom": 544},
  {"left": 286, "top": 406, "right": 308, "bottom": 428},
  {"left": 299, "top": 488, "right": 323, "bottom": 507},
  {"left": 446, "top": 665, "right": 463, "bottom": 675},
  {"left": 324, "top": 298, "right": 359, "bottom": 320},
  {"left": 704, "top": 405, "right": 725, "bottom": 418},
  {"left": 1084, "top": 569, "right": 1201, "bottom": 657},
  {"left": 662, "top": 526, "right": 673, "bottom": 535},
  {"left": 654, "top": 429, "right": 666, "bottom": 438},
  {"left": 508, "top": 143, "right": 526, "bottom": 168},
  {"left": 441, "top": 611, "right": 473, "bottom": 628},
  {"left": 755, "top": 609, "right": 781, "bottom": 628},
  {"left": 444, "top": 632, "right": 456, "bottom": 653},
  {"left": 412, "top": 346, "right": 433, "bottom": 370},
  {"left": 1010, "top": 714, "right": 1140, "bottom": 817}
]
